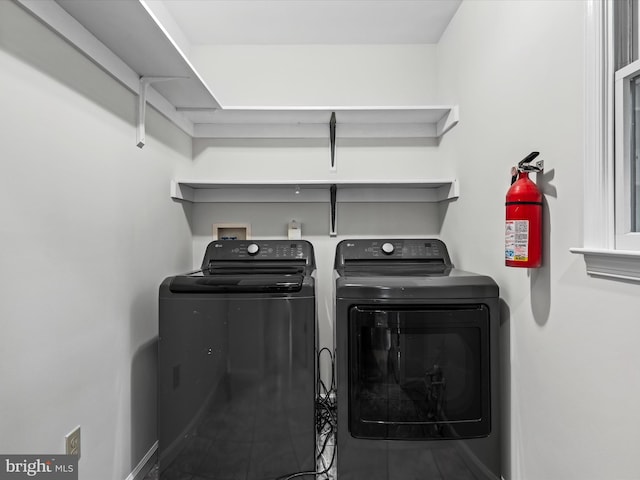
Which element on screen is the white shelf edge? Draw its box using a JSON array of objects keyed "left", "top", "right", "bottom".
[
  {"left": 570, "top": 247, "right": 640, "bottom": 282},
  {"left": 190, "top": 106, "right": 458, "bottom": 139},
  {"left": 218, "top": 105, "right": 457, "bottom": 112},
  {"left": 171, "top": 179, "right": 459, "bottom": 204},
  {"left": 193, "top": 122, "right": 445, "bottom": 139}
]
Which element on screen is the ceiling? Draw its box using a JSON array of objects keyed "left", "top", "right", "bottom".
[{"left": 159, "top": 0, "right": 462, "bottom": 45}]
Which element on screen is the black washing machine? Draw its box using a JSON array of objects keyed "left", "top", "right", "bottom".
[
  {"left": 159, "top": 240, "right": 316, "bottom": 480},
  {"left": 334, "top": 239, "right": 500, "bottom": 480}
]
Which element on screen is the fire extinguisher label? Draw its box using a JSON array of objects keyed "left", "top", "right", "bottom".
[{"left": 505, "top": 219, "right": 529, "bottom": 261}]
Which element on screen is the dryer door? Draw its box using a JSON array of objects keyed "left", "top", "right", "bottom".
[{"left": 349, "top": 305, "right": 491, "bottom": 440}]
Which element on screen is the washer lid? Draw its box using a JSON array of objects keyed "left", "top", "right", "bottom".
[{"left": 169, "top": 273, "right": 304, "bottom": 293}]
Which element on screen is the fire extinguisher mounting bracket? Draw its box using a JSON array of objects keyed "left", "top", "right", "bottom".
[
  {"left": 519, "top": 159, "right": 544, "bottom": 173},
  {"left": 516, "top": 151, "right": 544, "bottom": 173}
]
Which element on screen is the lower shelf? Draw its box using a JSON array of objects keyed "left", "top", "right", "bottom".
[{"left": 170, "top": 179, "right": 459, "bottom": 204}]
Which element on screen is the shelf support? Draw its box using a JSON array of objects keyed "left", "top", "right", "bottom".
[
  {"left": 329, "top": 112, "right": 337, "bottom": 171},
  {"left": 137, "top": 76, "right": 187, "bottom": 148},
  {"left": 436, "top": 105, "right": 459, "bottom": 137},
  {"left": 329, "top": 184, "right": 337, "bottom": 236}
]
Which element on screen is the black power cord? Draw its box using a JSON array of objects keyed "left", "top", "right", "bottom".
[
  {"left": 315, "top": 347, "right": 337, "bottom": 478},
  {"left": 273, "top": 348, "right": 337, "bottom": 480}
]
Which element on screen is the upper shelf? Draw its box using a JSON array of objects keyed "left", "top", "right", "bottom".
[
  {"left": 18, "top": 0, "right": 459, "bottom": 140},
  {"left": 53, "top": 0, "right": 221, "bottom": 110},
  {"left": 188, "top": 106, "right": 458, "bottom": 139}
]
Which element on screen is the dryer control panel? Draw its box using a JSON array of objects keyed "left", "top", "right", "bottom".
[
  {"left": 336, "top": 239, "right": 450, "bottom": 262},
  {"left": 334, "top": 239, "right": 452, "bottom": 276}
]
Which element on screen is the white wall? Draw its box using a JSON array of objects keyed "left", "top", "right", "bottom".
[
  {"left": 437, "top": 1, "right": 640, "bottom": 479},
  {"left": 190, "top": 44, "right": 439, "bottom": 106},
  {"left": 0, "top": 2, "right": 193, "bottom": 479}
]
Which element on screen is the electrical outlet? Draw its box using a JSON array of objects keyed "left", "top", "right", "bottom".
[{"left": 65, "top": 426, "right": 81, "bottom": 458}]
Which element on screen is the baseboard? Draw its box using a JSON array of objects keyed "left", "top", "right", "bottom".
[{"left": 125, "top": 441, "right": 158, "bottom": 480}]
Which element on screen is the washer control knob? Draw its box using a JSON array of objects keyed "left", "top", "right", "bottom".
[
  {"left": 381, "top": 242, "right": 395, "bottom": 255},
  {"left": 247, "top": 243, "right": 260, "bottom": 255}
]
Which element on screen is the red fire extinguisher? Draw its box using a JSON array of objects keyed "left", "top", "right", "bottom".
[{"left": 505, "top": 152, "right": 544, "bottom": 268}]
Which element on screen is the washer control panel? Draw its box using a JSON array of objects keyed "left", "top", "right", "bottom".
[{"left": 202, "top": 240, "right": 314, "bottom": 264}]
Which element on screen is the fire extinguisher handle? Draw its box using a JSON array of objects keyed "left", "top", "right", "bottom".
[{"left": 518, "top": 151, "right": 540, "bottom": 168}]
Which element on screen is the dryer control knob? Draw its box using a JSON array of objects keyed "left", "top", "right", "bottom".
[
  {"left": 247, "top": 243, "right": 260, "bottom": 255},
  {"left": 381, "top": 242, "right": 395, "bottom": 255}
]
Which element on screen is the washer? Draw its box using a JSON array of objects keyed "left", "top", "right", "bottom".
[
  {"left": 334, "top": 239, "right": 500, "bottom": 480},
  {"left": 159, "top": 240, "right": 316, "bottom": 480}
]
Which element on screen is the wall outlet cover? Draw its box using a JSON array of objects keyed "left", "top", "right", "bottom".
[{"left": 65, "top": 425, "right": 81, "bottom": 458}]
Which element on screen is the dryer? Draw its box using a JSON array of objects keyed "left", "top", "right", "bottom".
[
  {"left": 334, "top": 239, "right": 500, "bottom": 480},
  {"left": 159, "top": 240, "right": 317, "bottom": 480}
]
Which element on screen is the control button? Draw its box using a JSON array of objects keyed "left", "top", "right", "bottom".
[
  {"left": 381, "top": 242, "right": 395, "bottom": 255},
  {"left": 247, "top": 243, "right": 260, "bottom": 255}
]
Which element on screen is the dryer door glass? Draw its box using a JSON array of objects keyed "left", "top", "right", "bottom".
[{"left": 349, "top": 305, "right": 490, "bottom": 440}]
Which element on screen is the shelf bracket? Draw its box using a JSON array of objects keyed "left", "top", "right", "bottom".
[
  {"left": 329, "top": 112, "right": 337, "bottom": 171},
  {"left": 329, "top": 184, "right": 337, "bottom": 236},
  {"left": 137, "top": 76, "right": 187, "bottom": 148}
]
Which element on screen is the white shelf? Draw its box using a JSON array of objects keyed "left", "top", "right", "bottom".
[
  {"left": 189, "top": 106, "right": 459, "bottom": 139},
  {"left": 171, "top": 179, "right": 459, "bottom": 203},
  {"left": 54, "top": 0, "right": 221, "bottom": 110},
  {"left": 18, "top": 0, "right": 459, "bottom": 141}
]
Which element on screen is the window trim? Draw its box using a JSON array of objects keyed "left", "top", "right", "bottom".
[
  {"left": 615, "top": 59, "right": 640, "bottom": 249},
  {"left": 570, "top": 0, "right": 640, "bottom": 281}
]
